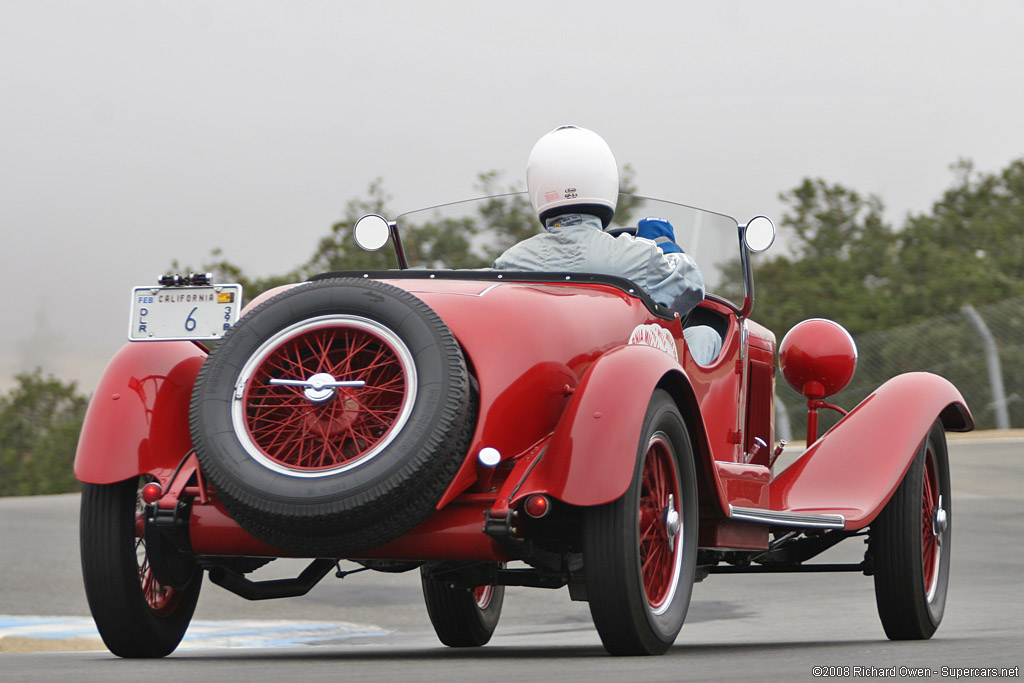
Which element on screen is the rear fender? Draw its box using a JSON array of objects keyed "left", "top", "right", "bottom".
[
  {"left": 74, "top": 341, "right": 207, "bottom": 484},
  {"left": 516, "top": 344, "right": 697, "bottom": 507},
  {"left": 769, "top": 372, "right": 973, "bottom": 529}
]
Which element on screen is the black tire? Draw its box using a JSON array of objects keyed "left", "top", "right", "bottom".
[
  {"left": 190, "top": 278, "right": 473, "bottom": 557},
  {"left": 80, "top": 477, "right": 202, "bottom": 658},
  {"left": 583, "top": 389, "right": 697, "bottom": 656},
  {"left": 870, "top": 420, "right": 951, "bottom": 639},
  {"left": 421, "top": 567, "right": 505, "bottom": 647}
]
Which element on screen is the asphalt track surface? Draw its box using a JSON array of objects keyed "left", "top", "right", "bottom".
[{"left": 1, "top": 436, "right": 1021, "bottom": 682}]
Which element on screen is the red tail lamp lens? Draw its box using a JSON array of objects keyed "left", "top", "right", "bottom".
[
  {"left": 141, "top": 482, "right": 163, "bottom": 505},
  {"left": 523, "top": 494, "right": 551, "bottom": 519}
]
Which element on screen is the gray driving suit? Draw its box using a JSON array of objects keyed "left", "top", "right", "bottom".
[
  {"left": 493, "top": 214, "right": 705, "bottom": 313},
  {"left": 493, "top": 213, "right": 721, "bottom": 364}
]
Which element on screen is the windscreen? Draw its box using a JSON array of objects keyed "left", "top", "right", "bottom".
[{"left": 395, "top": 193, "right": 744, "bottom": 307}]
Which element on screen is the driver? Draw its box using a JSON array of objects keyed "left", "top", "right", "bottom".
[{"left": 493, "top": 125, "right": 722, "bottom": 364}]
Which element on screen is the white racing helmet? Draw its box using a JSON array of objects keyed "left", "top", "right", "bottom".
[{"left": 527, "top": 125, "right": 619, "bottom": 228}]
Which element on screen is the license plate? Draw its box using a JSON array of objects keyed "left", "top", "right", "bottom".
[{"left": 129, "top": 284, "right": 243, "bottom": 341}]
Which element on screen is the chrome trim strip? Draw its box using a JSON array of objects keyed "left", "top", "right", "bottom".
[
  {"left": 407, "top": 283, "right": 503, "bottom": 297},
  {"left": 728, "top": 505, "right": 846, "bottom": 530}
]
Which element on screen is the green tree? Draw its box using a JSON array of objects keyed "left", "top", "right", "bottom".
[
  {"left": 744, "top": 178, "right": 899, "bottom": 337},
  {"left": 893, "top": 159, "right": 1024, "bottom": 318},
  {"left": 763, "top": 160, "right": 1024, "bottom": 434},
  {"left": 745, "top": 159, "right": 1024, "bottom": 338},
  {"left": 0, "top": 369, "right": 88, "bottom": 496}
]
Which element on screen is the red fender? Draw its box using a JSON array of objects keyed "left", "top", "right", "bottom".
[
  {"left": 516, "top": 343, "right": 688, "bottom": 507},
  {"left": 769, "top": 372, "right": 973, "bottom": 529},
  {"left": 75, "top": 341, "right": 207, "bottom": 484}
]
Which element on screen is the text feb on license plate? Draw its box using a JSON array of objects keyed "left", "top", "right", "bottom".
[{"left": 129, "top": 284, "right": 243, "bottom": 341}]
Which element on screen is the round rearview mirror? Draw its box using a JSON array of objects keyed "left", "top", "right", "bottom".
[
  {"left": 743, "top": 216, "right": 776, "bottom": 253},
  {"left": 353, "top": 214, "right": 391, "bottom": 252}
]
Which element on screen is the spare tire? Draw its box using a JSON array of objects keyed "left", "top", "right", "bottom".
[{"left": 190, "top": 278, "right": 474, "bottom": 556}]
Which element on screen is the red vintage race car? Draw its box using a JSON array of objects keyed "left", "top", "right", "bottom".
[{"left": 75, "top": 193, "right": 973, "bottom": 658}]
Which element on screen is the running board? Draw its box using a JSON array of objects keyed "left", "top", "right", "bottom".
[{"left": 728, "top": 505, "right": 846, "bottom": 530}]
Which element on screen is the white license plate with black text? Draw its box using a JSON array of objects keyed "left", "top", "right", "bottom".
[{"left": 129, "top": 284, "right": 243, "bottom": 341}]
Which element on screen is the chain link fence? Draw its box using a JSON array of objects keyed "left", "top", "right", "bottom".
[{"left": 776, "top": 297, "right": 1024, "bottom": 440}]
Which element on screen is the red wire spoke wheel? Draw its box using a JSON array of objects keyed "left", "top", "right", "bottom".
[
  {"left": 921, "top": 448, "right": 942, "bottom": 599},
  {"left": 234, "top": 315, "right": 417, "bottom": 477},
  {"left": 638, "top": 435, "right": 683, "bottom": 614},
  {"left": 871, "top": 420, "right": 951, "bottom": 640},
  {"left": 191, "top": 278, "right": 473, "bottom": 557},
  {"left": 584, "top": 389, "right": 697, "bottom": 656}
]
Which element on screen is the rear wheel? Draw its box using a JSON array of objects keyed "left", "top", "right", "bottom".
[
  {"left": 421, "top": 566, "right": 505, "bottom": 647},
  {"left": 583, "top": 389, "right": 697, "bottom": 655},
  {"left": 870, "top": 420, "right": 951, "bottom": 639},
  {"left": 80, "top": 477, "right": 201, "bottom": 658}
]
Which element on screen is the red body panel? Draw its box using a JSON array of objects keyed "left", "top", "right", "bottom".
[
  {"left": 400, "top": 280, "right": 768, "bottom": 514},
  {"left": 190, "top": 498, "right": 292, "bottom": 556},
  {"left": 770, "top": 372, "right": 973, "bottom": 529},
  {"left": 391, "top": 279, "right": 688, "bottom": 506},
  {"left": 683, "top": 310, "right": 745, "bottom": 468},
  {"left": 75, "top": 340, "right": 207, "bottom": 484},
  {"left": 189, "top": 495, "right": 511, "bottom": 562},
  {"left": 355, "top": 498, "right": 512, "bottom": 562},
  {"left": 518, "top": 343, "right": 686, "bottom": 506},
  {"left": 714, "top": 462, "right": 770, "bottom": 509}
]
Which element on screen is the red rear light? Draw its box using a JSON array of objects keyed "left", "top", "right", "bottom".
[
  {"left": 141, "top": 482, "right": 163, "bottom": 505},
  {"left": 523, "top": 494, "right": 551, "bottom": 519}
]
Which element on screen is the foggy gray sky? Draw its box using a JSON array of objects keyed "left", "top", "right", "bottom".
[{"left": 1, "top": 1, "right": 1021, "bottom": 392}]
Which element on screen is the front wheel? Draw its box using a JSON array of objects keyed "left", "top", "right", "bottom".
[
  {"left": 583, "top": 389, "right": 697, "bottom": 655},
  {"left": 421, "top": 566, "right": 505, "bottom": 647},
  {"left": 870, "top": 420, "right": 951, "bottom": 639},
  {"left": 80, "top": 477, "right": 202, "bottom": 657}
]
